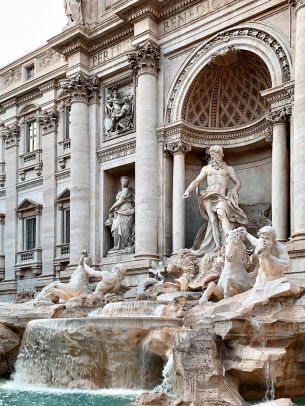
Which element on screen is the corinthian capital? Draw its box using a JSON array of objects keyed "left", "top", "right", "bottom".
[
  {"left": 37, "top": 108, "right": 58, "bottom": 135},
  {"left": 128, "top": 41, "right": 160, "bottom": 77},
  {"left": 1, "top": 123, "right": 20, "bottom": 149},
  {"left": 266, "top": 107, "right": 292, "bottom": 125},
  {"left": 60, "top": 74, "right": 99, "bottom": 104},
  {"left": 167, "top": 140, "right": 191, "bottom": 155}
]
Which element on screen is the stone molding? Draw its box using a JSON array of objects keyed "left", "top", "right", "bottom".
[
  {"left": 157, "top": 118, "right": 272, "bottom": 148},
  {"left": 128, "top": 41, "right": 160, "bottom": 77},
  {"left": 266, "top": 107, "right": 292, "bottom": 126},
  {"left": 60, "top": 74, "right": 99, "bottom": 104},
  {"left": 167, "top": 140, "right": 191, "bottom": 155},
  {"left": 97, "top": 140, "right": 136, "bottom": 164},
  {"left": 289, "top": 0, "right": 305, "bottom": 10},
  {"left": 166, "top": 26, "right": 292, "bottom": 123},
  {"left": 37, "top": 108, "right": 58, "bottom": 135}
]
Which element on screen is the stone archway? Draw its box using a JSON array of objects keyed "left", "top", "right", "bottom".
[{"left": 166, "top": 23, "right": 293, "bottom": 124}]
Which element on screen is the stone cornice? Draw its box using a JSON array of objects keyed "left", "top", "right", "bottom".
[
  {"left": 261, "top": 82, "right": 294, "bottom": 110},
  {"left": 97, "top": 140, "right": 136, "bottom": 164},
  {"left": 128, "top": 40, "right": 160, "bottom": 77},
  {"left": 158, "top": 117, "right": 272, "bottom": 148},
  {"left": 89, "top": 27, "right": 133, "bottom": 54}
]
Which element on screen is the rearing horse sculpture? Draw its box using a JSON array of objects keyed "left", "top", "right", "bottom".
[{"left": 199, "top": 228, "right": 255, "bottom": 304}]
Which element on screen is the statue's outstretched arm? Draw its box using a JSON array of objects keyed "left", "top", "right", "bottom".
[{"left": 184, "top": 167, "right": 207, "bottom": 198}]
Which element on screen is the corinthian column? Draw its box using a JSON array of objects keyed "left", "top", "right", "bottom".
[
  {"left": 60, "top": 74, "right": 99, "bottom": 266},
  {"left": 167, "top": 141, "right": 191, "bottom": 252},
  {"left": 267, "top": 108, "right": 290, "bottom": 241},
  {"left": 128, "top": 41, "right": 160, "bottom": 259},
  {"left": 290, "top": 0, "right": 305, "bottom": 241}
]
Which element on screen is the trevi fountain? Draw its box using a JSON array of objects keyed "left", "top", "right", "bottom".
[{"left": 0, "top": 0, "right": 305, "bottom": 405}]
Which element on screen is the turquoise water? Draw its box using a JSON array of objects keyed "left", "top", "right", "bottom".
[{"left": 0, "top": 382, "right": 140, "bottom": 406}]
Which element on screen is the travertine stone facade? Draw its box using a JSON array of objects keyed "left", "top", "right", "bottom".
[{"left": 0, "top": 0, "right": 303, "bottom": 299}]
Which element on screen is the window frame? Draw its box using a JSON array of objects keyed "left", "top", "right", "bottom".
[
  {"left": 25, "top": 216, "right": 36, "bottom": 251},
  {"left": 25, "top": 120, "right": 38, "bottom": 153}
]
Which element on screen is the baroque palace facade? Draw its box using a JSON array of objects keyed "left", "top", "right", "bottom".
[{"left": 0, "top": 0, "right": 303, "bottom": 300}]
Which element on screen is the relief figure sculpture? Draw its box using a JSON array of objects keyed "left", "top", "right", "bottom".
[
  {"left": 184, "top": 145, "right": 247, "bottom": 255},
  {"left": 105, "top": 87, "right": 134, "bottom": 135},
  {"left": 64, "top": 0, "right": 83, "bottom": 24},
  {"left": 105, "top": 176, "right": 135, "bottom": 255}
]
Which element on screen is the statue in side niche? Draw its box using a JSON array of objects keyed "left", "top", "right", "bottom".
[
  {"left": 105, "top": 87, "right": 134, "bottom": 134},
  {"left": 64, "top": 0, "right": 83, "bottom": 24},
  {"left": 33, "top": 251, "right": 102, "bottom": 306},
  {"left": 105, "top": 176, "right": 135, "bottom": 255},
  {"left": 239, "top": 225, "right": 290, "bottom": 286},
  {"left": 183, "top": 145, "right": 248, "bottom": 255}
]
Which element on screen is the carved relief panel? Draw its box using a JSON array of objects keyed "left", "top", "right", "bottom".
[{"left": 102, "top": 76, "right": 135, "bottom": 141}]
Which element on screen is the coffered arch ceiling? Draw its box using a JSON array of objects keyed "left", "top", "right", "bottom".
[{"left": 183, "top": 51, "right": 272, "bottom": 129}]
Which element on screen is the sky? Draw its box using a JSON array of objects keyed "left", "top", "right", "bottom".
[{"left": 0, "top": 0, "right": 67, "bottom": 68}]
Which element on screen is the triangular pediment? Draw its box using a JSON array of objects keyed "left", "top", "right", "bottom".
[
  {"left": 16, "top": 198, "right": 42, "bottom": 213},
  {"left": 56, "top": 189, "right": 70, "bottom": 203}
]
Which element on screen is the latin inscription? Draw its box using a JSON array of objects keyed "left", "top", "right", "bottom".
[
  {"left": 91, "top": 39, "right": 132, "bottom": 68},
  {"left": 162, "top": 0, "right": 236, "bottom": 34}
]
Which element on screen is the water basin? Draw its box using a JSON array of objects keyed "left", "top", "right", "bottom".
[{"left": 0, "top": 381, "right": 139, "bottom": 406}]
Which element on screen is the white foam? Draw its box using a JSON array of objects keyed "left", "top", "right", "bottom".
[{"left": 2, "top": 380, "right": 145, "bottom": 398}]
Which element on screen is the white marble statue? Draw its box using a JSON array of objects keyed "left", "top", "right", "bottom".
[
  {"left": 91, "top": 264, "right": 126, "bottom": 303},
  {"left": 184, "top": 145, "right": 247, "bottom": 254},
  {"left": 33, "top": 251, "right": 102, "bottom": 305},
  {"left": 105, "top": 176, "right": 135, "bottom": 255},
  {"left": 240, "top": 225, "right": 290, "bottom": 286},
  {"left": 64, "top": 0, "right": 83, "bottom": 24},
  {"left": 199, "top": 228, "right": 254, "bottom": 304}
]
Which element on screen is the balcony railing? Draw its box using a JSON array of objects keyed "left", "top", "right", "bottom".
[
  {"left": 16, "top": 248, "right": 42, "bottom": 265},
  {"left": 55, "top": 244, "right": 70, "bottom": 259}
]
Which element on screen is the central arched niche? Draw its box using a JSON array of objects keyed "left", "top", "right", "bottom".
[
  {"left": 183, "top": 50, "right": 272, "bottom": 128},
  {"left": 183, "top": 51, "right": 273, "bottom": 249}
]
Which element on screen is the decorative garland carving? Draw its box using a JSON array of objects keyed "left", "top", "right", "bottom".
[{"left": 166, "top": 27, "right": 291, "bottom": 123}]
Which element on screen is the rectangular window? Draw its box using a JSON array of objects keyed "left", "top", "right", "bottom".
[
  {"left": 26, "top": 65, "right": 34, "bottom": 80},
  {"left": 26, "top": 218, "right": 36, "bottom": 250},
  {"left": 26, "top": 121, "right": 37, "bottom": 152},
  {"left": 63, "top": 106, "right": 71, "bottom": 140},
  {"left": 63, "top": 209, "right": 70, "bottom": 244}
]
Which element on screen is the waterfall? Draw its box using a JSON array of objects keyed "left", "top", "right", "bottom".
[
  {"left": 250, "top": 319, "right": 277, "bottom": 401},
  {"left": 89, "top": 301, "right": 167, "bottom": 318},
  {"left": 11, "top": 317, "right": 179, "bottom": 390},
  {"left": 154, "top": 352, "right": 175, "bottom": 395}
]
